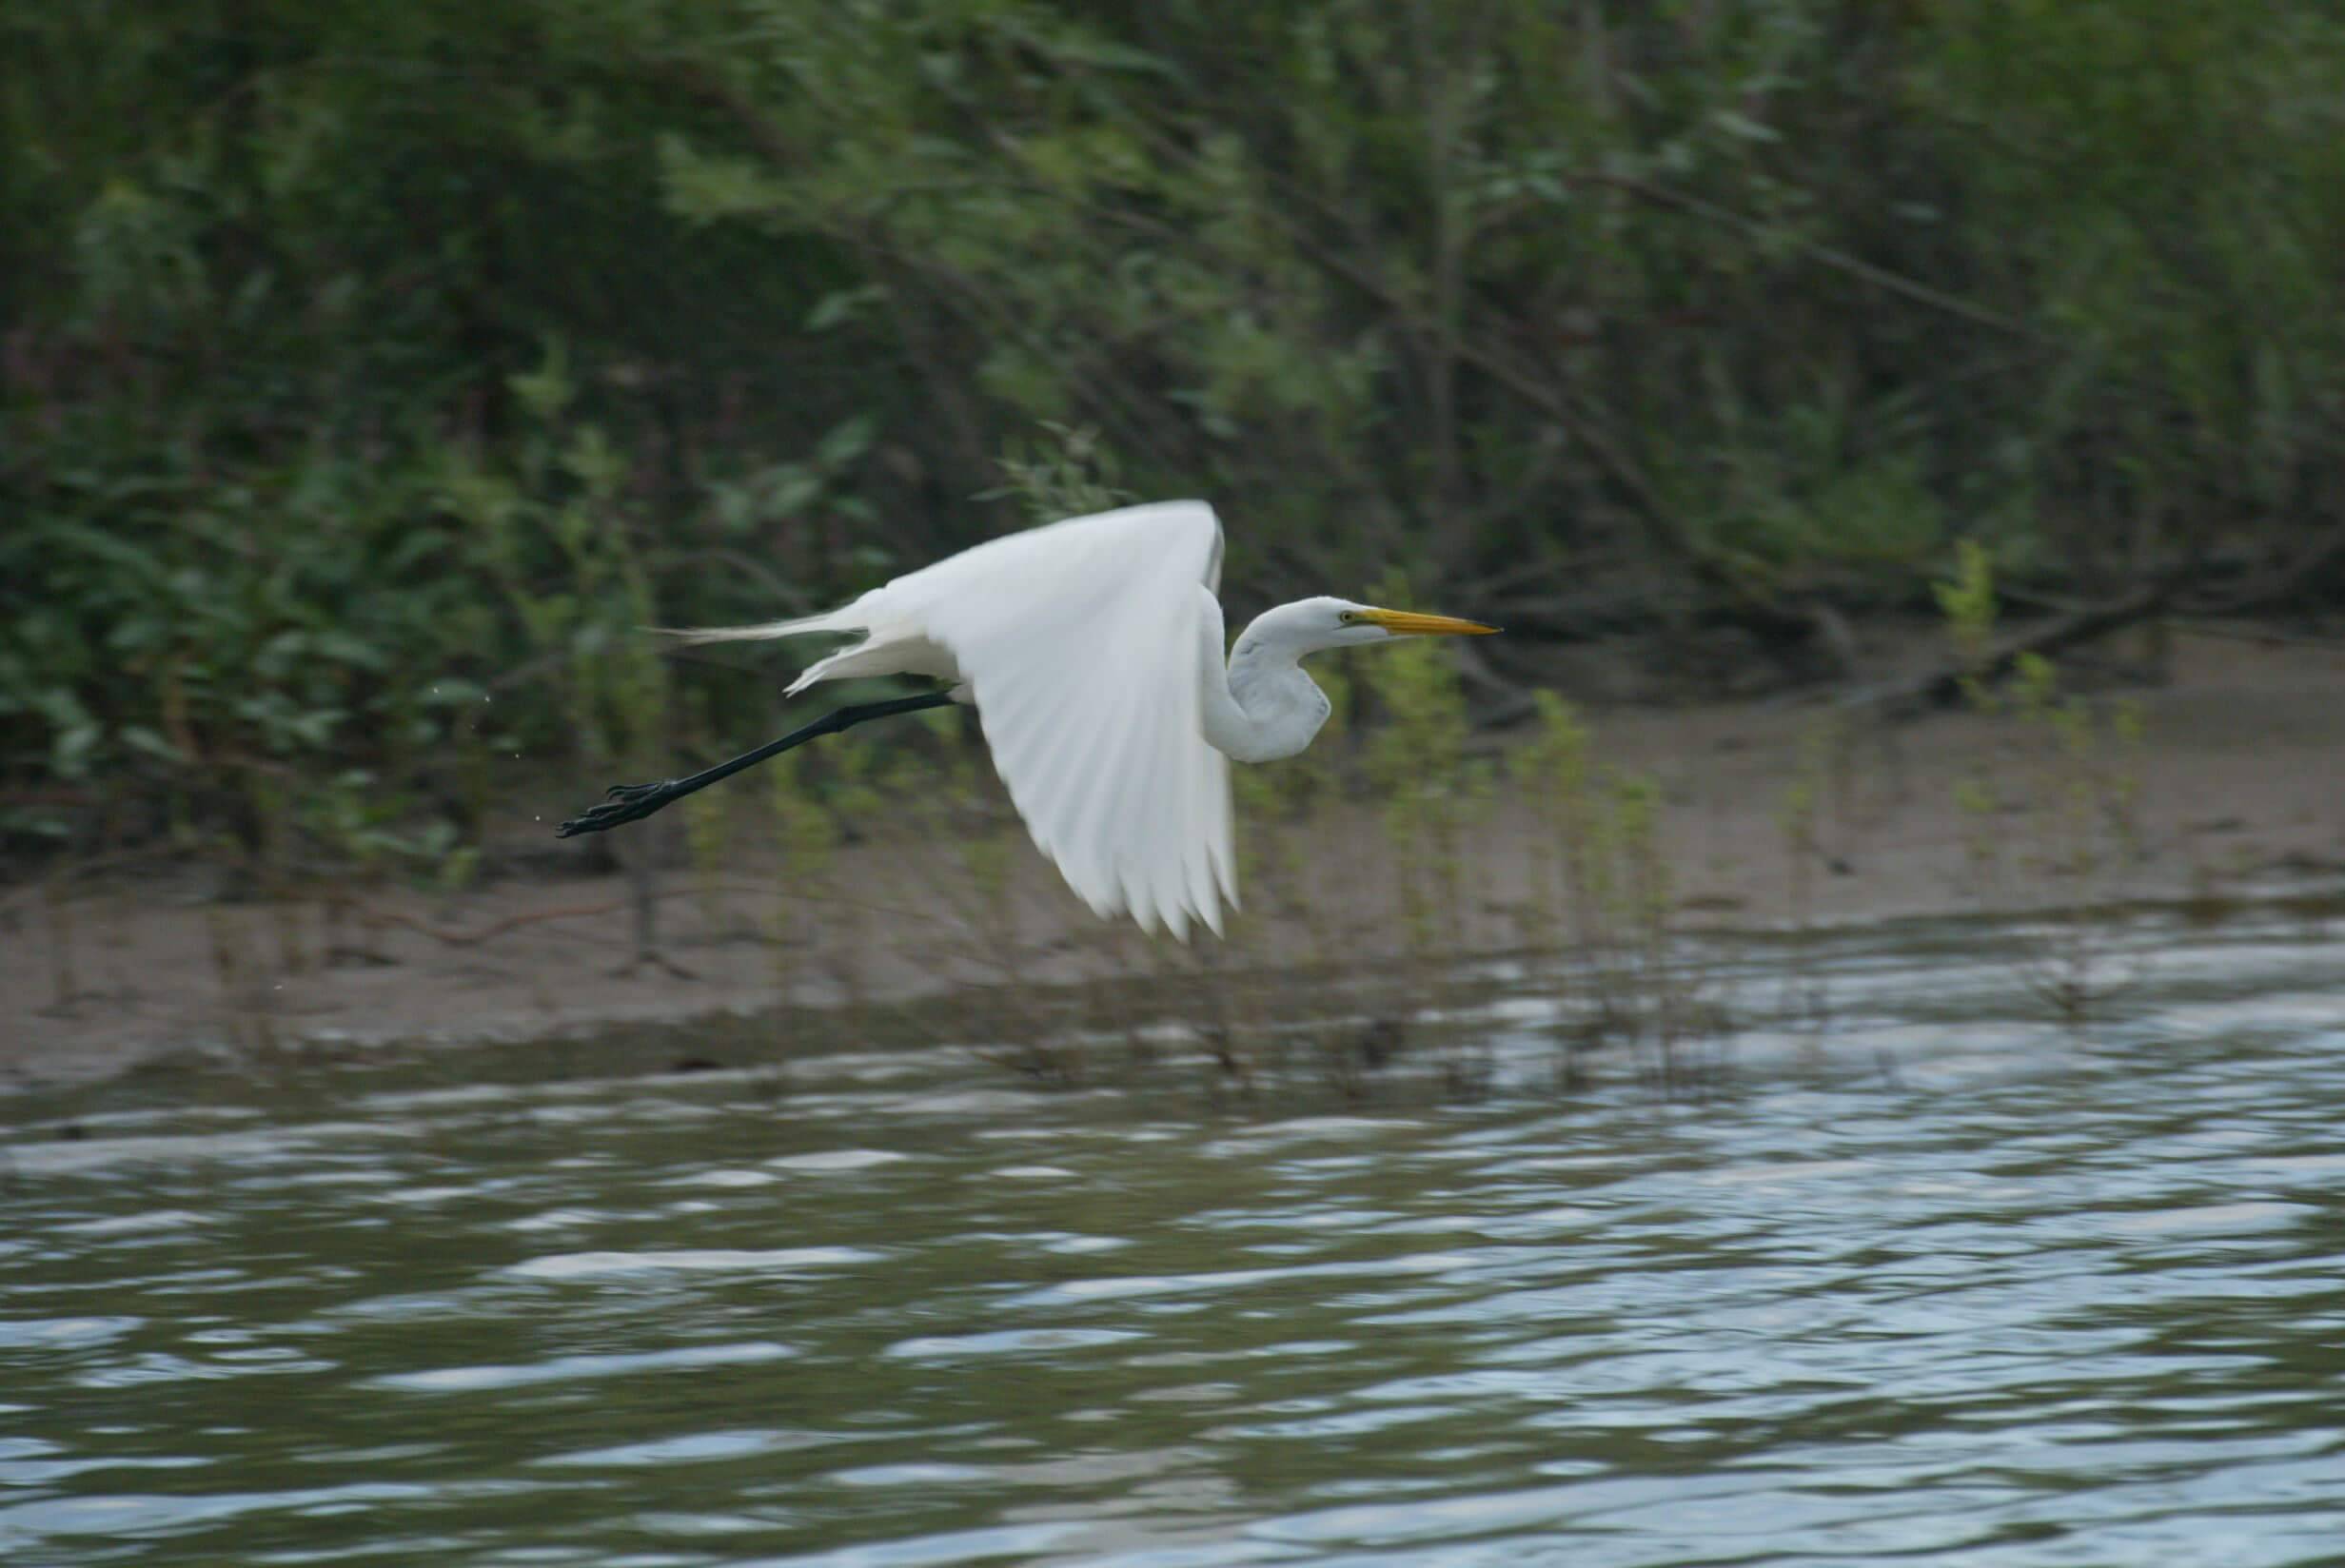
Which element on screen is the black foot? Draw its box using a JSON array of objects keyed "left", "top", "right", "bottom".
[{"left": 556, "top": 780, "right": 679, "bottom": 838}]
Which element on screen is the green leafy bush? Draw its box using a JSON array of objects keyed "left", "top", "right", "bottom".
[{"left": 8, "top": 0, "right": 2342, "bottom": 864}]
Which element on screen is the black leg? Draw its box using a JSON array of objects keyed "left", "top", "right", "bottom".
[{"left": 555, "top": 692, "right": 957, "bottom": 838}]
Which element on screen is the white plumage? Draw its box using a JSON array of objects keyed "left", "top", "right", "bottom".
[
  {"left": 574, "top": 500, "right": 1495, "bottom": 940},
  {"left": 728, "top": 500, "right": 1233, "bottom": 937}
]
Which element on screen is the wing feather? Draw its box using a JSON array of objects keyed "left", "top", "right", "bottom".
[{"left": 857, "top": 500, "right": 1234, "bottom": 937}]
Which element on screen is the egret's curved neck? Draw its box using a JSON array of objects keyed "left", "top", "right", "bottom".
[{"left": 1195, "top": 592, "right": 1330, "bottom": 764}]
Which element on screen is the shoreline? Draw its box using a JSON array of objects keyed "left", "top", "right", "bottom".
[{"left": 9, "top": 631, "right": 2342, "bottom": 1092}]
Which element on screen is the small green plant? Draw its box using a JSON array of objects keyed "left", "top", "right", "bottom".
[
  {"left": 983, "top": 422, "right": 1134, "bottom": 522},
  {"left": 1934, "top": 552, "right": 2153, "bottom": 1023},
  {"left": 1775, "top": 714, "right": 1840, "bottom": 1031},
  {"left": 469, "top": 355, "right": 692, "bottom": 973},
  {"left": 1361, "top": 574, "right": 1488, "bottom": 957},
  {"left": 1509, "top": 690, "right": 1594, "bottom": 952},
  {"left": 1505, "top": 689, "right": 1652, "bottom": 1040},
  {"left": 681, "top": 787, "right": 731, "bottom": 945},
  {"left": 1605, "top": 770, "right": 1689, "bottom": 1045},
  {"left": 763, "top": 746, "right": 841, "bottom": 1001},
  {"left": 1933, "top": 539, "right": 2000, "bottom": 712},
  {"left": 1518, "top": 734, "right": 1722, "bottom": 1068}
]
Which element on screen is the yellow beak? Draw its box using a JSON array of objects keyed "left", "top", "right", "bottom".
[{"left": 1354, "top": 607, "right": 1500, "bottom": 637}]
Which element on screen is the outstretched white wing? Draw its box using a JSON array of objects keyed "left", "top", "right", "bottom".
[{"left": 854, "top": 500, "right": 1237, "bottom": 939}]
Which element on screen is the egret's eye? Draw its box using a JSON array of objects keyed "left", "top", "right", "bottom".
[{"left": 1338, "top": 612, "right": 1356, "bottom": 623}]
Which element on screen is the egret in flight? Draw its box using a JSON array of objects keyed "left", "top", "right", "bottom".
[{"left": 556, "top": 500, "right": 1495, "bottom": 937}]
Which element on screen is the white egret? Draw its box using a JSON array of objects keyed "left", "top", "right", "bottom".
[{"left": 556, "top": 500, "right": 1495, "bottom": 937}]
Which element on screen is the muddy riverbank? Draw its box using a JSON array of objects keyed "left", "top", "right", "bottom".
[{"left": 9, "top": 631, "right": 2341, "bottom": 1088}]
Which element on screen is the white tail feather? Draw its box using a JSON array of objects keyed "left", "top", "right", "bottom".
[{"left": 650, "top": 610, "right": 856, "bottom": 646}]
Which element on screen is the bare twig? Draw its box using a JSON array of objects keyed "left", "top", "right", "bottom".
[
  {"left": 2182, "top": 520, "right": 2345, "bottom": 616},
  {"left": 1567, "top": 173, "right": 2044, "bottom": 343},
  {"left": 1837, "top": 572, "right": 2190, "bottom": 721}
]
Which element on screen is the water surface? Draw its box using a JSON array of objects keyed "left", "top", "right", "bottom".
[{"left": 4, "top": 911, "right": 2343, "bottom": 1565}]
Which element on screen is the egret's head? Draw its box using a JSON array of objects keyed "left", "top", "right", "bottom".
[
  {"left": 1233, "top": 597, "right": 1498, "bottom": 661},
  {"left": 1298, "top": 596, "right": 1498, "bottom": 652}
]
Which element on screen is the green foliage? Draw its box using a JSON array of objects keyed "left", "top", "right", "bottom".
[
  {"left": 1359, "top": 577, "right": 1488, "bottom": 951},
  {"left": 1934, "top": 540, "right": 2001, "bottom": 711},
  {"left": 1935, "top": 545, "right": 2153, "bottom": 1021},
  {"left": 1509, "top": 691, "right": 1590, "bottom": 947},
  {"left": 7, "top": 0, "right": 2342, "bottom": 865},
  {"left": 984, "top": 422, "right": 1135, "bottom": 524}
]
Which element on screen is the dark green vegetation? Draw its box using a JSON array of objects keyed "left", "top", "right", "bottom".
[{"left": 8, "top": 0, "right": 2345, "bottom": 864}]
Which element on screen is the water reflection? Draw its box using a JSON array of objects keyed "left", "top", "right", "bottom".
[{"left": 3, "top": 911, "right": 2343, "bottom": 1565}]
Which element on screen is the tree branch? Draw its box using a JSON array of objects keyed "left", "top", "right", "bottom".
[{"left": 1837, "top": 569, "right": 2193, "bottom": 721}]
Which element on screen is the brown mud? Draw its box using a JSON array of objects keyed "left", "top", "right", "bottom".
[{"left": 8, "top": 632, "right": 2341, "bottom": 1089}]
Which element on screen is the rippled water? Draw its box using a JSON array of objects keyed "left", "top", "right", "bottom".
[{"left": 5, "top": 911, "right": 2345, "bottom": 1566}]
